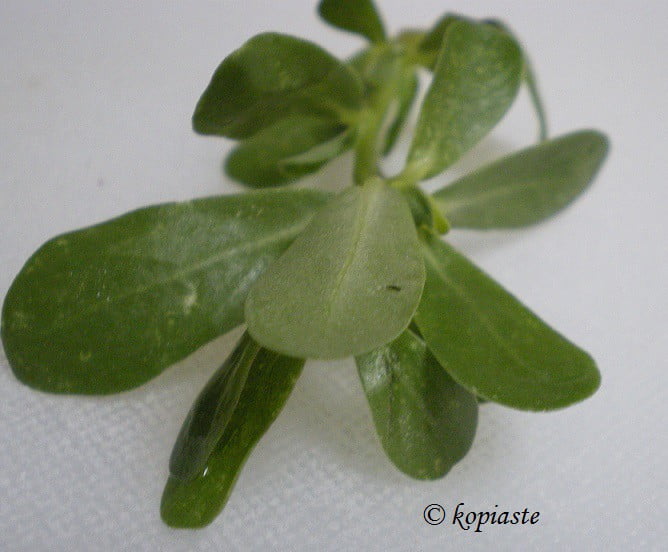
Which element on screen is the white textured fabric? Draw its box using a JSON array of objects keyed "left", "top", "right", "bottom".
[{"left": 1, "top": 1, "right": 666, "bottom": 550}]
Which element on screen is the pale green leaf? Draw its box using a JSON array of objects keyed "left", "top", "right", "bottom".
[
  {"left": 406, "top": 20, "right": 522, "bottom": 180},
  {"left": 433, "top": 130, "right": 609, "bottom": 228},
  {"left": 1, "top": 190, "right": 329, "bottom": 394},
  {"left": 415, "top": 233, "right": 601, "bottom": 411},
  {"left": 356, "top": 329, "right": 477, "bottom": 479},
  {"left": 245, "top": 180, "right": 425, "bottom": 359},
  {"left": 161, "top": 348, "right": 304, "bottom": 528},
  {"left": 193, "top": 33, "right": 363, "bottom": 139}
]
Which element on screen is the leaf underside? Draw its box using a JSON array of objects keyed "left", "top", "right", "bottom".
[{"left": 245, "top": 180, "right": 425, "bottom": 359}]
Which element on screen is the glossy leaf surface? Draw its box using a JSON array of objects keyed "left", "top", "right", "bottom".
[
  {"left": 406, "top": 20, "right": 522, "bottom": 179},
  {"left": 415, "top": 233, "right": 601, "bottom": 411},
  {"left": 193, "top": 33, "right": 363, "bottom": 139},
  {"left": 225, "top": 116, "right": 347, "bottom": 187},
  {"left": 356, "top": 329, "right": 478, "bottom": 479},
  {"left": 1, "top": 190, "right": 329, "bottom": 394},
  {"left": 161, "top": 349, "right": 304, "bottom": 528},
  {"left": 318, "top": 0, "right": 386, "bottom": 43},
  {"left": 245, "top": 180, "right": 425, "bottom": 359},
  {"left": 169, "top": 333, "right": 260, "bottom": 481},
  {"left": 434, "top": 130, "right": 609, "bottom": 228}
]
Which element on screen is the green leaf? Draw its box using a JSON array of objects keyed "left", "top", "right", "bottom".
[
  {"left": 318, "top": 0, "right": 386, "bottom": 43},
  {"left": 382, "top": 70, "right": 418, "bottom": 155},
  {"left": 161, "top": 347, "right": 304, "bottom": 528},
  {"left": 193, "top": 33, "right": 363, "bottom": 139},
  {"left": 245, "top": 180, "right": 425, "bottom": 359},
  {"left": 482, "top": 19, "right": 548, "bottom": 141},
  {"left": 406, "top": 20, "right": 522, "bottom": 180},
  {"left": 401, "top": 186, "right": 449, "bottom": 234},
  {"left": 169, "top": 332, "right": 260, "bottom": 481},
  {"left": 1, "top": 190, "right": 329, "bottom": 394},
  {"left": 417, "top": 13, "right": 465, "bottom": 68},
  {"left": 225, "top": 116, "right": 349, "bottom": 187},
  {"left": 356, "top": 329, "right": 478, "bottom": 479},
  {"left": 414, "top": 232, "right": 601, "bottom": 411},
  {"left": 433, "top": 130, "right": 609, "bottom": 229}
]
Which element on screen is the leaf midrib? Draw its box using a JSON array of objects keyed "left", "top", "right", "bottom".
[{"left": 38, "top": 220, "right": 312, "bottom": 337}]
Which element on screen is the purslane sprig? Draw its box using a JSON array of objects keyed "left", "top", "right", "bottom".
[{"left": 0, "top": 0, "right": 608, "bottom": 528}]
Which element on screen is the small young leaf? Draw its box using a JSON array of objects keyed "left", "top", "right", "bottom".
[
  {"left": 225, "top": 116, "right": 348, "bottom": 187},
  {"left": 1, "top": 190, "right": 329, "bottom": 394},
  {"left": 245, "top": 180, "right": 425, "bottom": 359},
  {"left": 193, "top": 33, "right": 363, "bottom": 139},
  {"left": 417, "top": 13, "right": 465, "bottom": 68},
  {"left": 161, "top": 348, "right": 304, "bottom": 528},
  {"left": 169, "top": 333, "right": 260, "bottom": 481},
  {"left": 356, "top": 329, "right": 478, "bottom": 479},
  {"left": 318, "top": 0, "right": 386, "bottom": 43},
  {"left": 414, "top": 233, "right": 601, "bottom": 411},
  {"left": 433, "top": 130, "right": 609, "bottom": 229},
  {"left": 382, "top": 70, "right": 418, "bottom": 155},
  {"left": 406, "top": 20, "right": 522, "bottom": 180}
]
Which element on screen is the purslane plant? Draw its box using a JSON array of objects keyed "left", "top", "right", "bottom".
[{"left": 1, "top": 0, "right": 609, "bottom": 528}]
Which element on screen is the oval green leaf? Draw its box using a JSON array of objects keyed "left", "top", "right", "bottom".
[
  {"left": 318, "top": 0, "right": 386, "bottom": 43},
  {"left": 245, "top": 180, "right": 425, "bottom": 359},
  {"left": 406, "top": 20, "right": 522, "bottom": 180},
  {"left": 169, "top": 333, "right": 260, "bottom": 481},
  {"left": 414, "top": 232, "right": 601, "bottom": 411},
  {"left": 356, "top": 329, "right": 478, "bottom": 479},
  {"left": 1, "top": 190, "right": 329, "bottom": 394},
  {"left": 161, "top": 348, "right": 304, "bottom": 528},
  {"left": 225, "top": 116, "right": 349, "bottom": 187},
  {"left": 382, "top": 69, "right": 418, "bottom": 156},
  {"left": 193, "top": 33, "right": 363, "bottom": 139},
  {"left": 433, "top": 130, "right": 609, "bottom": 229}
]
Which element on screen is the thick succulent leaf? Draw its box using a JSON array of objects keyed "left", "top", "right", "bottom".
[
  {"left": 318, "top": 0, "right": 386, "bottom": 43},
  {"left": 225, "top": 116, "right": 348, "bottom": 187},
  {"left": 414, "top": 233, "right": 601, "bottom": 411},
  {"left": 356, "top": 329, "right": 478, "bottom": 479},
  {"left": 169, "top": 333, "right": 260, "bottom": 481},
  {"left": 161, "top": 348, "right": 304, "bottom": 528},
  {"left": 1, "top": 190, "right": 329, "bottom": 394},
  {"left": 193, "top": 33, "right": 363, "bottom": 139},
  {"left": 245, "top": 180, "right": 425, "bottom": 359},
  {"left": 406, "top": 20, "right": 522, "bottom": 180},
  {"left": 433, "top": 130, "right": 609, "bottom": 228}
]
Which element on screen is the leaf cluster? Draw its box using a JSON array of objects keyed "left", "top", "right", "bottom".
[{"left": 1, "top": 0, "right": 609, "bottom": 528}]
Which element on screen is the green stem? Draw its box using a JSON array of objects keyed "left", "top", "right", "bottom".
[{"left": 353, "top": 55, "right": 411, "bottom": 184}]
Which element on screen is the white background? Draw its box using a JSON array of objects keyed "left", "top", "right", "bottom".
[{"left": 1, "top": 1, "right": 666, "bottom": 550}]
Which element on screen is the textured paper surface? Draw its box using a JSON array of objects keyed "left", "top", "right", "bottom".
[{"left": 1, "top": 1, "right": 666, "bottom": 550}]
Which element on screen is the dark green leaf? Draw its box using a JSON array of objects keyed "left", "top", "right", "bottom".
[
  {"left": 318, "top": 0, "right": 386, "bottom": 43},
  {"left": 406, "top": 20, "right": 522, "bottom": 180},
  {"left": 1, "top": 190, "right": 329, "bottom": 394},
  {"left": 245, "top": 180, "right": 425, "bottom": 359},
  {"left": 161, "top": 348, "right": 304, "bottom": 528},
  {"left": 414, "top": 233, "right": 601, "bottom": 411},
  {"left": 433, "top": 130, "right": 609, "bottom": 228},
  {"left": 356, "top": 329, "right": 477, "bottom": 479},
  {"left": 193, "top": 33, "right": 363, "bottom": 139},
  {"left": 169, "top": 333, "right": 260, "bottom": 481},
  {"left": 225, "top": 116, "right": 348, "bottom": 187}
]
